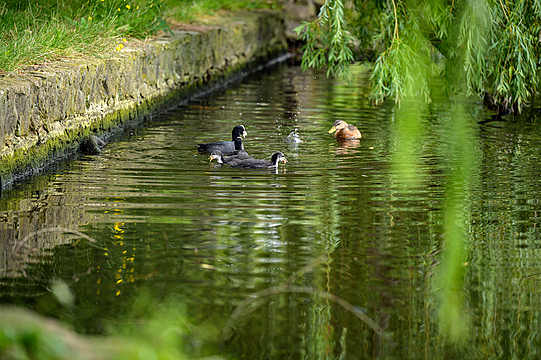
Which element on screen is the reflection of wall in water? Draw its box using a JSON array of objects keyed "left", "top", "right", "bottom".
[{"left": 0, "top": 189, "right": 94, "bottom": 278}]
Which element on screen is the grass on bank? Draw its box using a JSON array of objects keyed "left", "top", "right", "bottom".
[
  {"left": 0, "top": 0, "right": 282, "bottom": 76},
  {"left": 165, "top": 0, "right": 281, "bottom": 23}
]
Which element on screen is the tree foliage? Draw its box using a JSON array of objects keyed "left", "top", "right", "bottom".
[
  {"left": 295, "top": 0, "right": 355, "bottom": 79},
  {"left": 295, "top": 0, "right": 541, "bottom": 110}
]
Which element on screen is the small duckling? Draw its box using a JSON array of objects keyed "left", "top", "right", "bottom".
[{"left": 328, "top": 120, "right": 361, "bottom": 139}]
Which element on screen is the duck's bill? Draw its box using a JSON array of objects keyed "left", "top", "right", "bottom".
[
  {"left": 209, "top": 155, "right": 216, "bottom": 162},
  {"left": 282, "top": 158, "right": 288, "bottom": 164},
  {"left": 328, "top": 126, "right": 336, "bottom": 134},
  {"left": 243, "top": 130, "right": 247, "bottom": 138}
]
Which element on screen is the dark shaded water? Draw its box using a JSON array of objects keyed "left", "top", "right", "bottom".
[{"left": 2, "top": 62, "right": 541, "bottom": 359}]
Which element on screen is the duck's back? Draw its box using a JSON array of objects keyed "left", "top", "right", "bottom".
[
  {"left": 335, "top": 124, "right": 361, "bottom": 139},
  {"left": 196, "top": 140, "right": 236, "bottom": 154},
  {"left": 348, "top": 124, "right": 362, "bottom": 138},
  {"left": 221, "top": 151, "right": 253, "bottom": 166},
  {"left": 225, "top": 150, "right": 252, "bottom": 160},
  {"left": 230, "top": 158, "right": 272, "bottom": 169}
]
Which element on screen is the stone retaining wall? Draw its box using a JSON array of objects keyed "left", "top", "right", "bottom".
[{"left": 0, "top": 10, "right": 286, "bottom": 188}]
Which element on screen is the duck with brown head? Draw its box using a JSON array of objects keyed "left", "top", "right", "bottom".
[{"left": 328, "top": 120, "right": 361, "bottom": 139}]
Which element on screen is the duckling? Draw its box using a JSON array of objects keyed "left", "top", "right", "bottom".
[
  {"left": 210, "top": 150, "right": 287, "bottom": 169},
  {"left": 328, "top": 120, "right": 361, "bottom": 139},
  {"left": 196, "top": 125, "right": 247, "bottom": 154}
]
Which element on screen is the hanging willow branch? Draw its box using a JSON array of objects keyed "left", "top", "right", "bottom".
[
  {"left": 296, "top": 0, "right": 541, "bottom": 110},
  {"left": 294, "top": 0, "right": 355, "bottom": 81}
]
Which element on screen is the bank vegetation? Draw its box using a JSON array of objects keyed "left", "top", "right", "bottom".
[{"left": 0, "top": 0, "right": 281, "bottom": 76}]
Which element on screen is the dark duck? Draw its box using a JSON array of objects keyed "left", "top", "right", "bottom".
[
  {"left": 196, "top": 125, "right": 247, "bottom": 154},
  {"left": 328, "top": 120, "right": 361, "bottom": 139},
  {"left": 209, "top": 150, "right": 287, "bottom": 169}
]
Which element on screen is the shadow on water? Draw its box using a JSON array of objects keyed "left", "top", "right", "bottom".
[{"left": 2, "top": 63, "right": 541, "bottom": 359}]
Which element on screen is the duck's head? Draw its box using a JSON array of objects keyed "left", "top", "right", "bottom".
[
  {"left": 234, "top": 137, "right": 244, "bottom": 151},
  {"left": 209, "top": 150, "right": 224, "bottom": 163},
  {"left": 271, "top": 152, "right": 288, "bottom": 166},
  {"left": 233, "top": 125, "right": 247, "bottom": 139},
  {"left": 328, "top": 120, "right": 347, "bottom": 134}
]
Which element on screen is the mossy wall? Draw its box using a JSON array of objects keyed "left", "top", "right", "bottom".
[{"left": 0, "top": 10, "right": 286, "bottom": 188}]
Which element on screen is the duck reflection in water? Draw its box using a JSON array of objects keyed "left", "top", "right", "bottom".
[{"left": 335, "top": 138, "right": 361, "bottom": 155}]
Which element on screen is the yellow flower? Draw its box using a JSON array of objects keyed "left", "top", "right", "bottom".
[
  {"left": 117, "top": 8, "right": 121, "bottom": 11},
  {"left": 88, "top": 15, "right": 92, "bottom": 20},
  {"left": 123, "top": 38, "right": 127, "bottom": 42},
  {"left": 126, "top": 5, "right": 130, "bottom": 9},
  {"left": 116, "top": 44, "right": 124, "bottom": 51},
  {"left": 136, "top": 6, "right": 139, "bottom": 9}
]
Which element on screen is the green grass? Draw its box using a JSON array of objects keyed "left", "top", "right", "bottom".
[
  {"left": 0, "top": 0, "right": 281, "bottom": 75},
  {"left": 164, "top": 0, "right": 281, "bottom": 23}
]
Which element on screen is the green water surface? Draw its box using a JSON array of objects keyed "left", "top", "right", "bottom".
[{"left": 2, "top": 63, "right": 541, "bottom": 359}]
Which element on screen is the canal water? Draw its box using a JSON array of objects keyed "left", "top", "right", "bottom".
[{"left": 2, "top": 62, "right": 541, "bottom": 359}]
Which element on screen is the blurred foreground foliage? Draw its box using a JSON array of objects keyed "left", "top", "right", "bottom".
[{"left": 0, "top": 291, "right": 221, "bottom": 360}]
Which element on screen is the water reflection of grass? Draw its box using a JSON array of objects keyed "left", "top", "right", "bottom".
[
  {"left": 389, "top": 97, "right": 477, "bottom": 345},
  {"left": 437, "top": 101, "right": 477, "bottom": 344}
]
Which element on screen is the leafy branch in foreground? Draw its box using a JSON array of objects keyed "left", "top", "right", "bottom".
[{"left": 296, "top": 0, "right": 541, "bottom": 111}]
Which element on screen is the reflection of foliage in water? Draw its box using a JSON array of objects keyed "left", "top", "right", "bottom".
[{"left": 389, "top": 95, "right": 477, "bottom": 347}]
